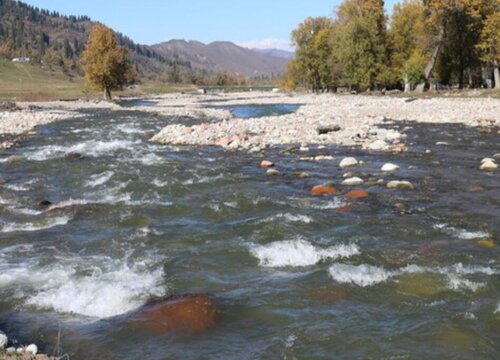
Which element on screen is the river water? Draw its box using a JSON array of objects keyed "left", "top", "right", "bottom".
[{"left": 0, "top": 105, "right": 498, "bottom": 359}]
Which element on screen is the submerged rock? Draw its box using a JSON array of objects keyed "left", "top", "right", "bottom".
[
  {"left": 130, "top": 294, "right": 217, "bottom": 335},
  {"left": 266, "top": 169, "right": 280, "bottom": 176},
  {"left": 381, "top": 163, "right": 400, "bottom": 172},
  {"left": 311, "top": 184, "right": 337, "bottom": 196},
  {"left": 475, "top": 239, "right": 496, "bottom": 248},
  {"left": 339, "top": 157, "right": 358, "bottom": 168},
  {"left": 345, "top": 190, "right": 369, "bottom": 199},
  {"left": 397, "top": 273, "right": 446, "bottom": 298},
  {"left": 341, "top": 177, "right": 364, "bottom": 186},
  {"left": 387, "top": 180, "right": 415, "bottom": 190},
  {"left": 39, "top": 200, "right": 53, "bottom": 207}
]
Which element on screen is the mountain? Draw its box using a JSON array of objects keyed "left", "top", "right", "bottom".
[
  {"left": 0, "top": 0, "right": 189, "bottom": 78},
  {"left": 253, "top": 48, "right": 294, "bottom": 60},
  {"left": 152, "top": 40, "right": 288, "bottom": 78}
]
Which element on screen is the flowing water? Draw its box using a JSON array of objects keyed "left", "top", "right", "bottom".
[{"left": 0, "top": 106, "right": 499, "bottom": 359}]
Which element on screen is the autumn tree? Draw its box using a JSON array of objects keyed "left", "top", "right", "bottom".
[
  {"left": 476, "top": 2, "right": 500, "bottom": 88},
  {"left": 82, "top": 24, "right": 135, "bottom": 100},
  {"left": 389, "top": 0, "right": 427, "bottom": 90},
  {"left": 291, "top": 17, "right": 334, "bottom": 92},
  {"left": 331, "top": 0, "right": 390, "bottom": 90}
]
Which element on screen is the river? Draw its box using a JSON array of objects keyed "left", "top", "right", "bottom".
[{"left": 0, "top": 104, "right": 498, "bottom": 359}]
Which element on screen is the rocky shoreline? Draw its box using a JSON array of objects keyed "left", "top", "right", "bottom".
[
  {"left": 0, "top": 331, "right": 56, "bottom": 360},
  {"left": 1, "top": 92, "right": 499, "bottom": 153}
]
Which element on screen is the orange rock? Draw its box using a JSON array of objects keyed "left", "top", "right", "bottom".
[
  {"left": 131, "top": 294, "right": 217, "bottom": 335},
  {"left": 337, "top": 205, "right": 352, "bottom": 213},
  {"left": 476, "top": 239, "right": 496, "bottom": 248},
  {"left": 345, "top": 189, "right": 369, "bottom": 199},
  {"left": 311, "top": 184, "right": 337, "bottom": 196},
  {"left": 260, "top": 160, "right": 275, "bottom": 168}
]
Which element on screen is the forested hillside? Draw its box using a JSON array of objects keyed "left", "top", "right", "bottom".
[{"left": 0, "top": 0, "right": 190, "bottom": 80}]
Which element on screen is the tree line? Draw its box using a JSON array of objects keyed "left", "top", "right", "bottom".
[{"left": 283, "top": 0, "right": 500, "bottom": 92}]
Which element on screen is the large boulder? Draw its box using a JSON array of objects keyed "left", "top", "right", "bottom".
[{"left": 129, "top": 294, "right": 217, "bottom": 335}]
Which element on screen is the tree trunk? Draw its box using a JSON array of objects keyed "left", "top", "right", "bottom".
[
  {"left": 494, "top": 61, "right": 500, "bottom": 90},
  {"left": 104, "top": 86, "right": 112, "bottom": 101},
  {"left": 417, "top": 28, "right": 445, "bottom": 93},
  {"left": 404, "top": 74, "right": 411, "bottom": 93}
]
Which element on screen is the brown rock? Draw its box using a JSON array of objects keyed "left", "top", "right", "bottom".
[
  {"left": 260, "top": 160, "right": 275, "bottom": 168},
  {"left": 468, "top": 186, "right": 486, "bottom": 193},
  {"left": 344, "top": 189, "right": 369, "bottom": 199},
  {"left": 311, "top": 184, "right": 337, "bottom": 196},
  {"left": 130, "top": 294, "right": 217, "bottom": 335}
]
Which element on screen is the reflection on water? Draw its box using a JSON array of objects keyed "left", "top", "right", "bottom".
[
  {"left": 219, "top": 103, "right": 301, "bottom": 118},
  {"left": 0, "top": 106, "right": 498, "bottom": 360}
]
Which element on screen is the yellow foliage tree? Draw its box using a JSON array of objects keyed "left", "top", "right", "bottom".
[{"left": 82, "top": 24, "right": 135, "bottom": 100}]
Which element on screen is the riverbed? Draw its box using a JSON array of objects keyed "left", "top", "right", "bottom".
[{"left": 0, "top": 102, "right": 499, "bottom": 359}]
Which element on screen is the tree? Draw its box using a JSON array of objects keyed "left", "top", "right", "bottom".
[
  {"left": 389, "top": 0, "right": 427, "bottom": 91},
  {"left": 82, "top": 24, "right": 135, "bottom": 100},
  {"left": 331, "top": 0, "right": 390, "bottom": 90},
  {"left": 476, "top": 3, "right": 500, "bottom": 88},
  {"left": 291, "top": 17, "right": 334, "bottom": 92}
]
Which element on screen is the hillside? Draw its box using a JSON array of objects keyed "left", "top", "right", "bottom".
[
  {"left": 152, "top": 40, "right": 288, "bottom": 78},
  {"left": 253, "top": 48, "right": 294, "bottom": 60},
  {"left": 0, "top": 0, "right": 189, "bottom": 79}
]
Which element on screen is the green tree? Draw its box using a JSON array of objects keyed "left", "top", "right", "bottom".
[
  {"left": 291, "top": 17, "right": 334, "bottom": 92},
  {"left": 331, "top": 0, "right": 390, "bottom": 90},
  {"left": 82, "top": 24, "right": 135, "bottom": 100}
]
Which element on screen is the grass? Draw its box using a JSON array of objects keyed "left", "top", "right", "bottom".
[{"left": 0, "top": 58, "right": 198, "bottom": 101}]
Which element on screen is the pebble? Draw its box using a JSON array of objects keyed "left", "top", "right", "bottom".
[
  {"left": 266, "top": 169, "right": 280, "bottom": 176},
  {"left": 299, "top": 146, "right": 309, "bottom": 152},
  {"left": 387, "top": 180, "right": 415, "bottom": 190},
  {"left": 436, "top": 141, "right": 449, "bottom": 146},
  {"left": 298, "top": 172, "right": 310, "bottom": 178},
  {"left": 339, "top": 157, "right": 358, "bottom": 168},
  {"left": 0, "top": 331, "right": 7, "bottom": 349},
  {"left": 480, "top": 159, "right": 497, "bottom": 171},
  {"left": 341, "top": 177, "right": 364, "bottom": 186},
  {"left": 16, "top": 347, "right": 24, "bottom": 354},
  {"left": 25, "top": 344, "right": 38, "bottom": 355},
  {"left": 6, "top": 347, "right": 15, "bottom": 354},
  {"left": 343, "top": 172, "right": 353, "bottom": 178},
  {"left": 381, "top": 163, "right": 400, "bottom": 172},
  {"left": 314, "top": 155, "right": 335, "bottom": 161},
  {"left": 260, "top": 160, "right": 274, "bottom": 168}
]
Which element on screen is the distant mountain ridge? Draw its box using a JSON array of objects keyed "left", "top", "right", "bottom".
[
  {"left": 152, "top": 40, "right": 288, "bottom": 78},
  {"left": 253, "top": 48, "right": 294, "bottom": 60}
]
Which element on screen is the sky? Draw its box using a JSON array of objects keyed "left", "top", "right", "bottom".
[{"left": 22, "top": 0, "right": 398, "bottom": 51}]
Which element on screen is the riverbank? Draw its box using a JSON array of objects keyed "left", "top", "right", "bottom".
[{"left": 1, "top": 92, "right": 499, "bottom": 153}]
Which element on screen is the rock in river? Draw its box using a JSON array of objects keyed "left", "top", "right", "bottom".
[
  {"left": 311, "top": 184, "right": 337, "bottom": 196},
  {"left": 480, "top": 159, "right": 497, "bottom": 171},
  {"left": 381, "top": 163, "right": 400, "bottom": 172},
  {"left": 25, "top": 344, "right": 38, "bottom": 355},
  {"left": 345, "top": 190, "right": 369, "bottom": 199},
  {"left": 129, "top": 294, "right": 217, "bottom": 335},
  {"left": 341, "top": 177, "right": 364, "bottom": 186},
  {"left": 260, "top": 160, "right": 275, "bottom": 168},
  {"left": 387, "top": 180, "right": 414, "bottom": 190},
  {"left": 339, "top": 157, "right": 358, "bottom": 168},
  {"left": 266, "top": 169, "right": 280, "bottom": 176}
]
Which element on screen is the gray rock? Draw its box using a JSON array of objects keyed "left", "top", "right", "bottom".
[
  {"left": 339, "top": 157, "right": 358, "bottom": 168},
  {"left": 25, "top": 344, "right": 38, "bottom": 355},
  {"left": 342, "top": 177, "right": 364, "bottom": 186},
  {"left": 266, "top": 169, "right": 281, "bottom": 176},
  {"left": 387, "top": 180, "right": 414, "bottom": 190},
  {"left": 381, "top": 163, "right": 400, "bottom": 172},
  {"left": 0, "top": 331, "right": 7, "bottom": 349}
]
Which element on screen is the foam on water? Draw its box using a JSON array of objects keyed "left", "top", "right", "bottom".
[
  {"left": 495, "top": 303, "right": 500, "bottom": 314},
  {"left": 1, "top": 256, "right": 165, "bottom": 319},
  {"left": 0, "top": 215, "right": 71, "bottom": 233},
  {"left": 434, "top": 223, "right": 490, "bottom": 240},
  {"left": 181, "top": 174, "right": 224, "bottom": 185},
  {"left": 259, "top": 213, "right": 313, "bottom": 224},
  {"left": 85, "top": 171, "right": 114, "bottom": 188},
  {"left": 250, "top": 239, "right": 360, "bottom": 267},
  {"left": 24, "top": 140, "right": 141, "bottom": 161},
  {"left": 329, "top": 264, "right": 395, "bottom": 287},
  {"left": 328, "top": 262, "right": 498, "bottom": 289}
]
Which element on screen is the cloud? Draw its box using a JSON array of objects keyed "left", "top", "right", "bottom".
[{"left": 237, "top": 38, "right": 293, "bottom": 51}]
